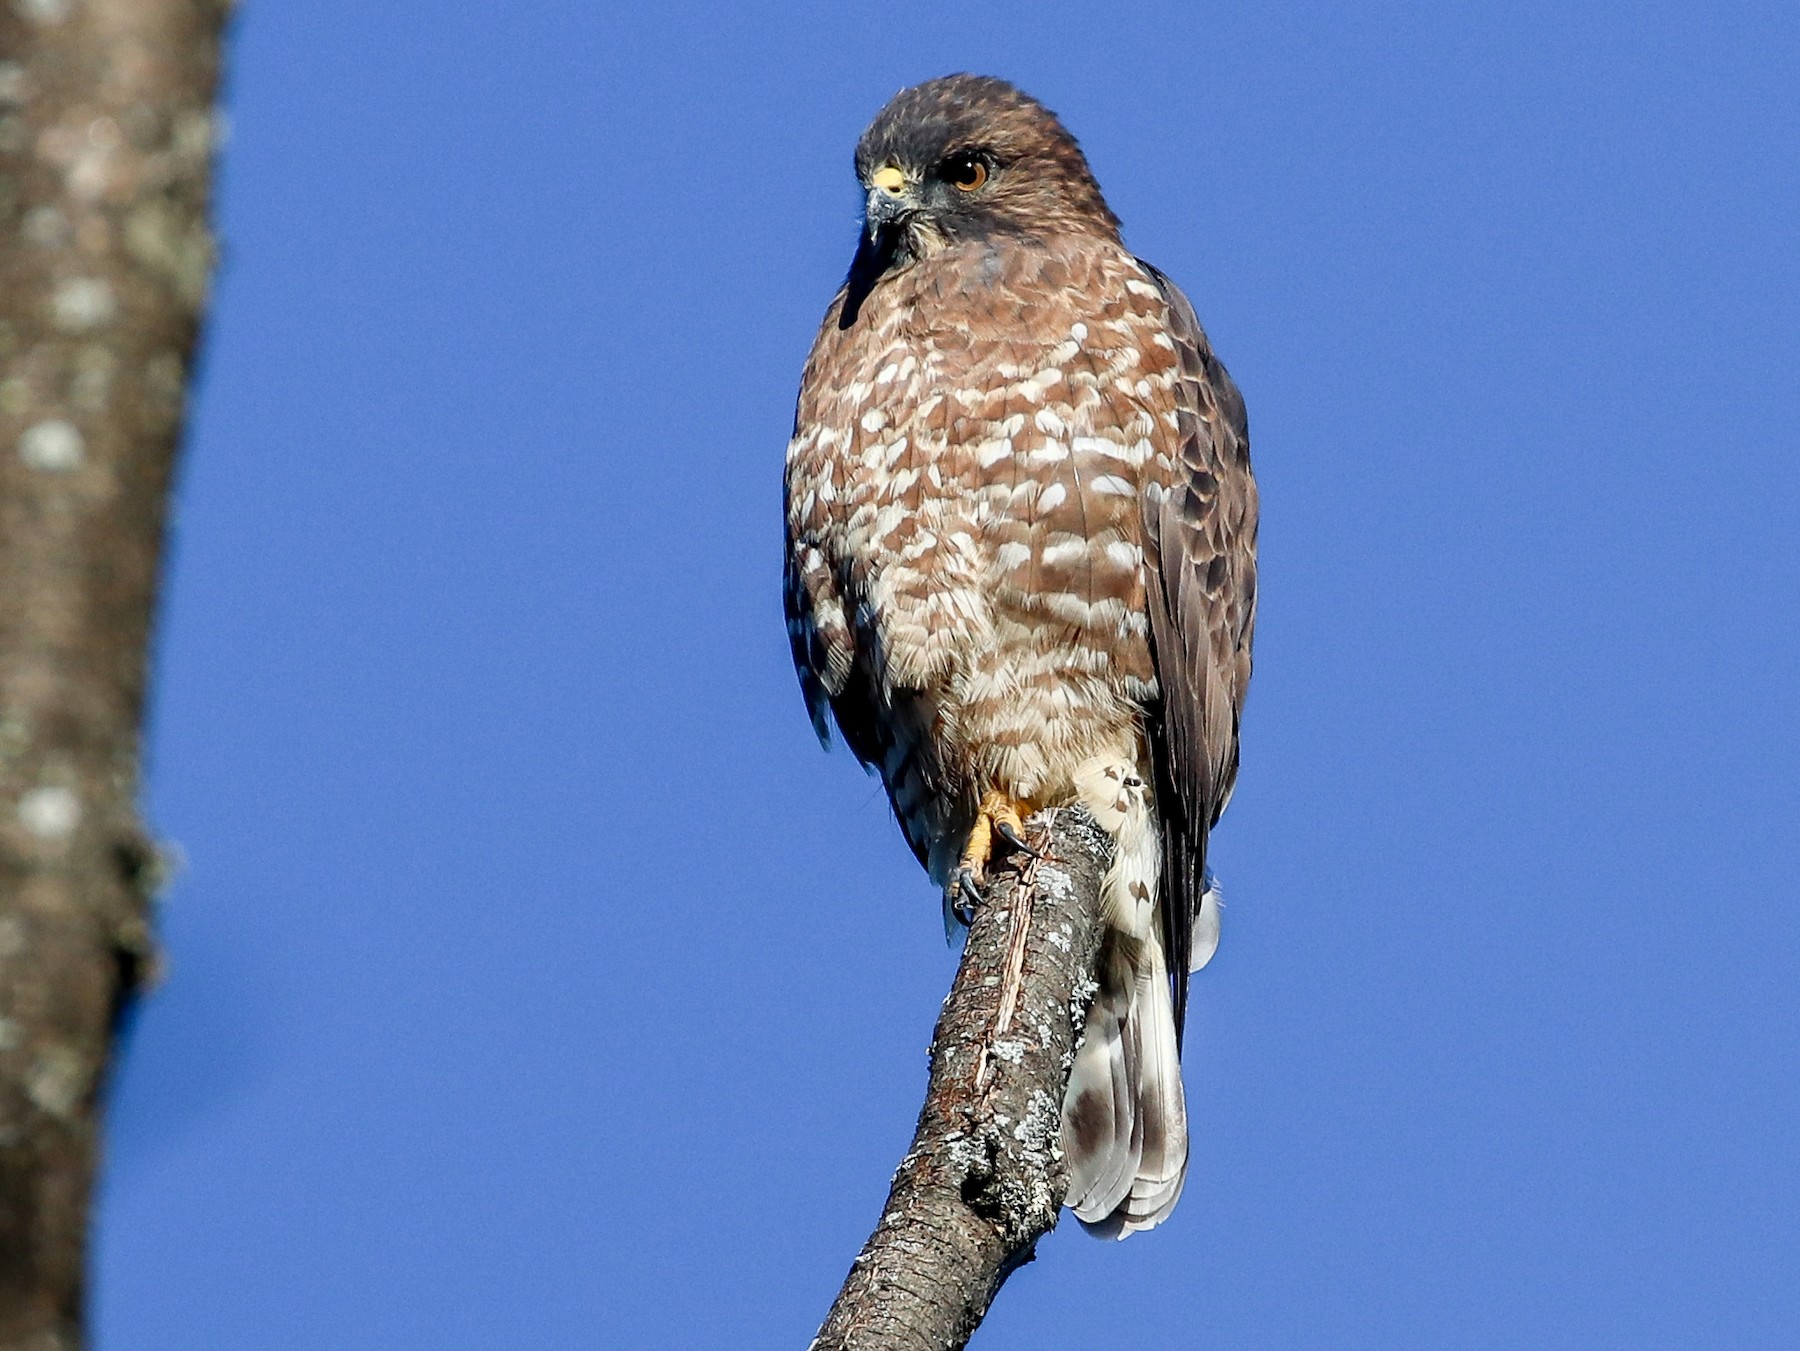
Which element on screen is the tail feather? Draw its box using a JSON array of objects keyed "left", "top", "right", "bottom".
[
  {"left": 1063, "top": 934, "right": 1190, "bottom": 1238},
  {"left": 1062, "top": 942, "right": 1141, "bottom": 1221},
  {"left": 1110, "top": 942, "right": 1188, "bottom": 1234},
  {"left": 1060, "top": 754, "right": 1201, "bottom": 1239},
  {"left": 1190, "top": 869, "right": 1223, "bottom": 972}
]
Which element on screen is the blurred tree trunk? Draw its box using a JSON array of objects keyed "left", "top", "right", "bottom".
[{"left": 0, "top": 2, "right": 228, "bottom": 1345}]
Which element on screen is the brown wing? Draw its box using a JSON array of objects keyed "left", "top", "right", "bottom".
[
  {"left": 781, "top": 290, "right": 946, "bottom": 877},
  {"left": 781, "top": 341, "right": 889, "bottom": 773},
  {"left": 1136, "top": 261, "right": 1258, "bottom": 1043}
]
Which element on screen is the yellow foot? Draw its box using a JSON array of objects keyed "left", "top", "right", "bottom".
[{"left": 950, "top": 790, "right": 1039, "bottom": 922}]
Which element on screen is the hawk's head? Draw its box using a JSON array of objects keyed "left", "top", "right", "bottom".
[{"left": 839, "top": 75, "right": 1121, "bottom": 326}]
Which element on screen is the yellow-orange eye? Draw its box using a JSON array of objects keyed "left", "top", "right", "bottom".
[{"left": 946, "top": 154, "right": 989, "bottom": 191}]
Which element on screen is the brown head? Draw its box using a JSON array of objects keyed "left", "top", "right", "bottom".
[{"left": 839, "top": 75, "right": 1120, "bottom": 325}]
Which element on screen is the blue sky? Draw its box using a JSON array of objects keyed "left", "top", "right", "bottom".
[{"left": 93, "top": 3, "right": 1799, "bottom": 1347}]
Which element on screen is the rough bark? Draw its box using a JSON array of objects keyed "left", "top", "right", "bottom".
[
  {"left": 0, "top": 2, "right": 227, "bottom": 1345},
  {"left": 812, "top": 807, "right": 1113, "bottom": 1351}
]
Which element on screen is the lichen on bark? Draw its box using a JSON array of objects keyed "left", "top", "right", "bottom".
[{"left": 811, "top": 808, "right": 1112, "bottom": 1351}]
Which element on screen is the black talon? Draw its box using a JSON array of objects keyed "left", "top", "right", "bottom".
[
  {"left": 954, "top": 870, "right": 982, "bottom": 922},
  {"left": 993, "top": 819, "right": 1045, "bottom": 859}
]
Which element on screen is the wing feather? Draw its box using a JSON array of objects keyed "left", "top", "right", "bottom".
[{"left": 1136, "top": 261, "right": 1258, "bottom": 1044}]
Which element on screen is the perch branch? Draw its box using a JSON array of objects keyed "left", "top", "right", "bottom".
[{"left": 811, "top": 806, "right": 1113, "bottom": 1351}]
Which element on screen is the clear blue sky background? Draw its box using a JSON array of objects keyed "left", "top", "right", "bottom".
[{"left": 92, "top": 3, "right": 1798, "bottom": 1347}]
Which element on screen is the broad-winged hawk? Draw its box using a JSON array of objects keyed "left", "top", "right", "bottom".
[{"left": 784, "top": 75, "right": 1258, "bottom": 1237}]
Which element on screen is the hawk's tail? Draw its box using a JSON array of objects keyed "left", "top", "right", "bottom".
[
  {"left": 1062, "top": 928, "right": 1189, "bottom": 1237},
  {"left": 1060, "top": 756, "right": 1193, "bottom": 1239}
]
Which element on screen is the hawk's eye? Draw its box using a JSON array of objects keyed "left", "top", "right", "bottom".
[{"left": 944, "top": 154, "right": 989, "bottom": 192}]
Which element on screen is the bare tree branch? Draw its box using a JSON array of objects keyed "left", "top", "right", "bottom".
[
  {"left": 812, "top": 807, "right": 1112, "bottom": 1351},
  {"left": 0, "top": 2, "right": 228, "bottom": 1345}
]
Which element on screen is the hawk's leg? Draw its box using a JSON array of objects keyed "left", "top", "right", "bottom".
[{"left": 951, "top": 790, "right": 1037, "bottom": 923}]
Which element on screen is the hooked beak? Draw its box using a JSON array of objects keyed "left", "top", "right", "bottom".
[
  {"left": 866, "top": 190, "right": 909, "bottom": 240},
  {"left": 865, "top": 165, "right": 913, "bottom": 241}
]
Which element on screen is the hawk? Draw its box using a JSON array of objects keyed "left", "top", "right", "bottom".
[{"left": 783, "top": 75, "right": 1257, "bottom": 1237}]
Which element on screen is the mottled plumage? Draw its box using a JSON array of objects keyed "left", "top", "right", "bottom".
[{"left": 784, "top": 75, "right": 1257, "bottom": 1236}]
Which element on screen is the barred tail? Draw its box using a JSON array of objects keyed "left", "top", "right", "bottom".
[{"left": 1060, "top": 757, "right": 1192, "bottom": 1238}]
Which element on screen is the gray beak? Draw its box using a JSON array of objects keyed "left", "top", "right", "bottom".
[{"left": 865, "top": 187, "right": 911, "bottom": 241}]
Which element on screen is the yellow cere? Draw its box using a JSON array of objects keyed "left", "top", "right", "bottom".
[{"left": 870, "top": 165, "right": 907, "bottom": 194}]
